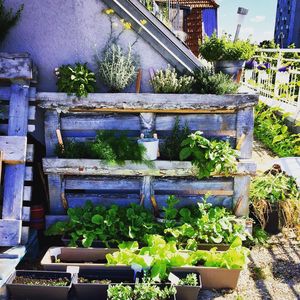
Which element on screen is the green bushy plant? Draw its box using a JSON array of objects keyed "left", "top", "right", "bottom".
[
  {"left": 178, "top": 273, "right": 198, "bottom": 286},
  {"left": 55, "top": 63, "right": 96, "bottom": 97},
  {"left": 151, "top": 66, "right": 194, "bottom": 93},
  {"left": 199, "top": 33, "right": 255, "bottom": 62},
  {"left": 107, "top": 284, "right": 133, "bottom": 300},
  {"left": 254, "top": 102, "right": 300, "bottom": 157},
  {"left": 160, "top": 117, "right": 190, "bottom": 160},
  {"left": 180, "top": 131, "right": 238, "bottom": 178},
  {"left": 55, "top": 130, "right": 151, "bottom": 166},
  {"left": 97, "top": 44, "right": 137, "bottom": 92},
  {"left": 192, "top": 67, "right": 239, "bottom": 94},
  {"left": 0, "top": 0, "right": 23, "bottom": 44}
]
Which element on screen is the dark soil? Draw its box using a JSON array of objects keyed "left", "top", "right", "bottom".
[
  {"left": 78, "top": 277, "right": 111, "bottom": 284},
  {"left": 13, "top": 276, "right": 70, "bottom": 286}
]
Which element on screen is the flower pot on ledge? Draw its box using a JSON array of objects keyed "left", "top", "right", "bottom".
[{"left": 214, "top": 60, "right": 245, "bottom": 80}]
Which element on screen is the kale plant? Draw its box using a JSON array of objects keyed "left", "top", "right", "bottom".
[
  {"left": 55, "top": 63, "right": 96, "bottom": 97},
  {"left": 151, "top": 66, "right": 194, "bottom": 93},
  {"left": 0, "top": 0, "right": 23, "bottom": 44},
  {"left": 192, "top": 67, "right": 239, "bottom": 94}
]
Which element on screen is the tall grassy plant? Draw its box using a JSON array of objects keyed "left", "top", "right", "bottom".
[{"left": 0, "top": 0, "right": 23, "bottom": 44}]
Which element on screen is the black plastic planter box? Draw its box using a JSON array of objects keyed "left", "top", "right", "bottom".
[
  {"left": 6, "top": 270, "right": 74, "bottom": 300},
  {"left": 74, "top": 269, "right": 135, "bottom": 300}
]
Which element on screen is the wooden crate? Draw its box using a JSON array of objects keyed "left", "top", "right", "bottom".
[
  {"left": 0, "top": 53, "right": 36, "bottom": 246},
  {"left": 38, "top": 92, "right": 258, "bottom": 226}
]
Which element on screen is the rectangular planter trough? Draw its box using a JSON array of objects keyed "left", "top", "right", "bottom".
[{"left": 6, "top": 270, "right": 74, "bottom": 300}]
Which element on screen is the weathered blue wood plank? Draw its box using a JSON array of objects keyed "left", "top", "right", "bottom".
[
  {"left": 236, "top": 107, "right": 254, "bottom": 159},
  {"left": 2, "top": 83, "right": 29, "bottom": 223},
  {"left": 44, "top": 110, "right": 60, "bottom": 157},
  {"left": 48, "top": 174, "right": 64, "bottom": 214},
  {"left": 0, "top": 220, "right": 22, "bottom": 246}
]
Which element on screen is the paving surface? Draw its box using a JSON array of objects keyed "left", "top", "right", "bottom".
[{"left": 198, "top": 234, "right": 300, "bottom": 300}]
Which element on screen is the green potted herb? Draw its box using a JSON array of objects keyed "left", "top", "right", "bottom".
[
  {"left": 174, "top": 272, "right": 201, "bottom": 300},
  {"left": 6, "top": 270, "right": 73, "bottom": 300},
  {"left": 199, "top": 33, "right": 255, "bottom": 78}
]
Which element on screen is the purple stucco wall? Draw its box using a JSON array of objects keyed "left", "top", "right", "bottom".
[{"left": 0, "top": 0, "right": 169, "bottom": 92}]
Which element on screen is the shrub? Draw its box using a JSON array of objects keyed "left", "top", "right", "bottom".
[
  {"left": 97, "top": 44, "right": 137, "bottom": 92},
  {"left": 254, "top": 102, "right": 300, "bottom": 157},
  {"left": 192, "top": 67, "right": 239, "bottom": 94},
  {"left": 151, "top": 66, "right": 194, "bottom": 93},
  {"left": 199, "top": 33, "right": 255, "bottom": 62},
  {"left": 55, "top": 63, "right": 96, "bottom": 97},
  {"left": 0, "top": 0, "right": 23, "bottom": 44}
]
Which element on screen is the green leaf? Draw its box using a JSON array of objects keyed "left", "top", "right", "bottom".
[
  {"left": 179, "top": 147, "right": 192, "bottom": 160},
  {"left": 91, "top": 214, "right": 103, "bottom": 225}
]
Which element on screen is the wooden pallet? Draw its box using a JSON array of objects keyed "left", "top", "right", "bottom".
[
  {"left": 38, "top": 92, "right": 258, "bottom": 226},
  {"left": 0, "top": 53, "right": 36, "bottom": 246}
]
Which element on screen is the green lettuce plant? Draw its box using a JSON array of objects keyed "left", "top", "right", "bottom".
[
  {"left": 180, "top": 131, "right": 238, "bottom": 178},
  {"left": 55, "top": 63, "right": 96, "bottom": 97},
  {"left": 151, "top": 66, "right": 194, "bottom": 93}
]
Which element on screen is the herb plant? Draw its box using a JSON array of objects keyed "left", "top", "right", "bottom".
[
  {"left": 0, "top": 0, "right": 23, "bottom": 44},
  {"left": 56, "top": 130, "right": 151, "bottom": 166},
  {"left": 178, "top": 273, "right": 198, "bottom": 286},
  {"left": 107, "top": 284, "right": 133, "bottom": 300},
  {"left": 55, "top": 63, "right": 96, "bottom": 97},
  {"left": 180, "top": 131, "right": 238, "bottom": 178},
  {"left": 199, "top": 33, "right": 255, "bottom": 62},
  {"left": 97, "top": 44, "right": 137, "bottom": 92},
  {"left": 160, "top": 117, "right": 190, "bottom": 160},
  {"left": 151, "top": 66, "right": 194, "bottom": 93},
  {"left": 254, "top": 102, "right": 300, "bottom": 157},
  {"left": 192, "top": 67, "right": 239, "bottom": 94}
]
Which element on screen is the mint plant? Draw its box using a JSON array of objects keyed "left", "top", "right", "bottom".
[{"left": 55, "top": 63, "right": 96, "bottom": 97}]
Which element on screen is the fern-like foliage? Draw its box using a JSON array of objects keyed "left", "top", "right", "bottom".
[
  {"left": 97, "top": 44, "right": 137, "bottom": 92},
  {"left": 192, "top": 67, "right": 239, "bottom": 95},
  {"left": 151, "top": 66, "right": 194, "bottom": 93},
  {"left": 0, "top": 0, "right": 23, "bottom": 44},
  {"left": 56, "top": 63, "right": 96, "bottom": 97}
]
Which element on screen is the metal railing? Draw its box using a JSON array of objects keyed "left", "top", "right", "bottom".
[{"left": 242, "top": 48, "right": 300, "bottom": 116}]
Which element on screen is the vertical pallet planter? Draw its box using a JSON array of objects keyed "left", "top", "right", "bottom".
[
  {"left": 37, "top": 93, "right": 258, "bottom": 226},
  {"left": 0, "top": 53, "right": 36, "bottom": 246}
]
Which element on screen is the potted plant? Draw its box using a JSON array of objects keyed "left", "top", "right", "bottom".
[
  {"left": 199, "top": 33, "right": 255, "bottom": 79},
  {"left": 250, "top": 167, "right": 300, "bottom": 234},
  {"left": 6, "top": 270, "right": 74, "bottom": 300},
  {"left": 173, "top": 272, "right": 202, "bottom": 300}
]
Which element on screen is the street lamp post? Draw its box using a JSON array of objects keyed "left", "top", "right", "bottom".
[{"left": 234, "top": 7, "right": 249, "bottom": 41}]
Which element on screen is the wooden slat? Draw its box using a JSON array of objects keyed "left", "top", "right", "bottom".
[
  {"left": 22, "top": 206, "right": 31, "bottom": 222},
  {"left": 44, "top": 110, "right": 60, "bottom": 157},
  {"left": 65, "top": 177, "right": 140, "bottom": 191},
  {"left": 45, "top": 215, "right": 68, "bottom": 229},
  {"left": 233, "top": 175, "right": 251, "bottom": 217},
  {"left": 0, "top": 86, "right": 36, "bottom": 101},
  {"left": 156, "top": 114, "right": 236, "bottom": 131},
  {"left": 0, "top": 105, "right": 36, "bottom": 121},
  {"left": 42, "top": 159, "right": 256, "bottom": 177},
  {"left": 0, "top": 124, "right": 35, "bottom": 134},
  {"left": 0, "top": 136, "right": 27, "bottom": 164},
  {"left": 236, "top": 107, "right": 254, "bottom": 159},
  {"left": 37, "top": 92, "right": 258, "bottom": 112},
  {"left": 26, "top": 144, "right": 34, "bottom": 162},
  {"left": 0, "top": 220, "right": 22, "bottom": 246},
  {"left": 61, "top": 114, "right": 140, "bottom": 131},
  {"left": 48, "top": 174, "right": 64, "bottom": 214},
  {"left": 25, "top": 166, "right": 33, "bottom": 181},
  {"left": 0, "top": 53, "right": 32, "bottom": 80},
  {"left": 23, "top": 186, "right": 32, "bottom": 201},
  {"left": 67, "top": 193, "right": 140, "bottom": 208},
  {"left": 21, "top": 226, "right": 29, "bottom": 245}
]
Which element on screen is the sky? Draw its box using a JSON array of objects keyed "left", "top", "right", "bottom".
[{"left": 216, "top": 0, "right": 277, "bottom": 43}]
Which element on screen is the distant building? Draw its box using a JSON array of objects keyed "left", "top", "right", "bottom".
[
  {"left": 155, "top": 0, "right": 219, "bottom": 56},
  {"left": 274, "top": 0, "right": 300, "bottom": 48}
]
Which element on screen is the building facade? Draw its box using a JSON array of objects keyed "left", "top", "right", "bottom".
[{"left": 274, "top": 0, "right": 300, "bottom": 48}]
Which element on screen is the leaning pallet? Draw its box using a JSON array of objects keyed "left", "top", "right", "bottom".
[
  {"left": 38, "top": 93, "right": 258, "bottom": 227},
  {"left": 0, "top": 53, "right": 36, "bottom": 246}
]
